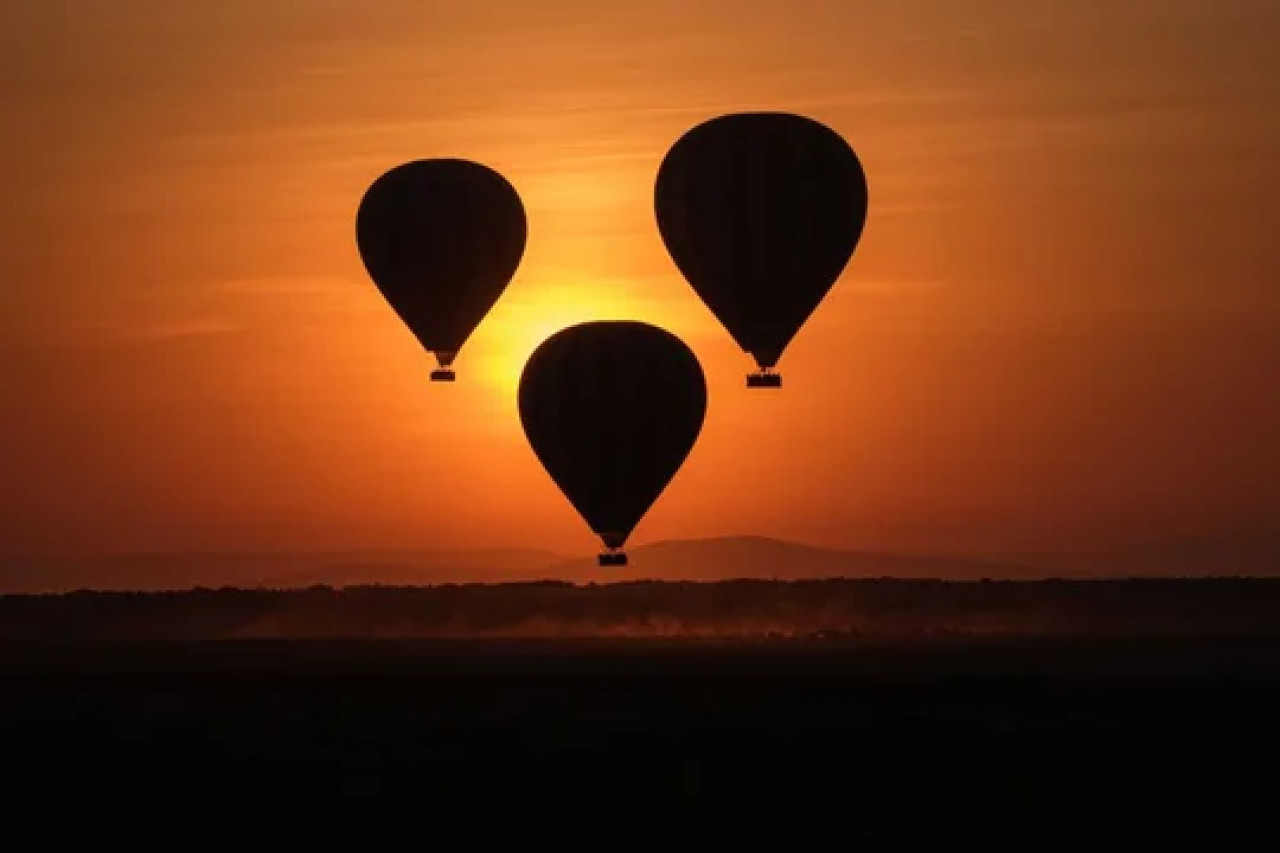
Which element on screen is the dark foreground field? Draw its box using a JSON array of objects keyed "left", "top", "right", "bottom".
[{"left": 3, "top": 636, "right": 1278, "bottom": 845}]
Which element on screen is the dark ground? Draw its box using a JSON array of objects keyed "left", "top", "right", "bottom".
[{"left": 2, "top": 636, "right": 1278, "bottom": 845}]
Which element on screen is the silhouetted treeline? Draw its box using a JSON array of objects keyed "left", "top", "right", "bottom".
[{"left": 2, "top": 578, "right": 1279, "bottom": 641}]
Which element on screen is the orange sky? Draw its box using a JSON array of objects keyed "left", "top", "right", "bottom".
[{"left": 2, "top": 1, "right": 1278, "bottom": 562}]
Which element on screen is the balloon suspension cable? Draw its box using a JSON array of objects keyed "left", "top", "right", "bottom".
[{"left": 746, "top": 366, "right": 782, "bottom": 389}]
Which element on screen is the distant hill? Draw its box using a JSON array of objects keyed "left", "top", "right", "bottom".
[
  {"left": 550, "top": 536, "right": 1039, "bottom": 581},
  {"left": 1, "top": 532, "right": 1274, "bottom": 593},
  {"left": 0, "top": 537, "right": 1042, "bottom": 593}
]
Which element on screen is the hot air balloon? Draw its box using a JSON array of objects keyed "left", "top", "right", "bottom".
[
  {"left": 356, "top": 158, "right": 527, "bottom": 381},
  {"left": 518, "top": 321, "right": 707, "bottom": 567},
  {"left": 654, "top": 112, "right": 868, "bottom": 388}
]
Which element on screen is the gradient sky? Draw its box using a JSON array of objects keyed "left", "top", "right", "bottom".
[{"left": 3, "top": 0, "right": 1278, "bottom": 563}]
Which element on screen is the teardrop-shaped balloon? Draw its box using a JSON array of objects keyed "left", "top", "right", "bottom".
[
  {"left": 356, "top": 158, "right": 527, "bottom": 381},
  {"left": 518, "top": 321, "right": 707, "bottom": 566},
  {"left": 654, "top": 112, "right": 868, "bottom": 388}
]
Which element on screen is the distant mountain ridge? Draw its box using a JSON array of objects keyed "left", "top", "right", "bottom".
[
  {"left": 1, "top": 533, "right": 1275, "bottom": 593},
  {"left": 548, "top": 536, "right": 1041, "bottom": 582}
]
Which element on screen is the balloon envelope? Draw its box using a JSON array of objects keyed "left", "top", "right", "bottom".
[
  {"left": 518, "top": 321, "right": 707, "bottom": 563},
  {"left": 654, "top": 112, "right": 868, "bottom": 382},
  {"left": 356, "top": 158, "right": 527, "bottom": 378}
]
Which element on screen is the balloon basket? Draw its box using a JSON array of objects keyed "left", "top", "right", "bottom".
[
  {"left": 430, "top": 369, "right": 456, "bottom": 382},
  {"left": 598, "top": 552, "right": 628, "bottom": 567},
  {"left": 747, "top": 372, "right": 782, "bottom": 389}
]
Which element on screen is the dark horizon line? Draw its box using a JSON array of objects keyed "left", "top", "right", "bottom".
[
  {"left": 8, "top": 574, "right": 1280, "bottom": 598},
  {"left": 6, "top": 530, "right": 1277, "bottom": 563}
]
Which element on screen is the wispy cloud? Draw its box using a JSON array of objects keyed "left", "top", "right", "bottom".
[
  {"left": 212, "top": 276, "right": 354, "bottom": 296},
  {"left": 846, "top": 278, "right": 952, "bottom": 295},
  {"left": 45, "top": 317, "right": 243, "bottom": 344},
  {"left": 126, "top": 319, "right": 241, "bottom": 340}
]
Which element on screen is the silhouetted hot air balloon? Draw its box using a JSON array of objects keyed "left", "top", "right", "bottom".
[
  {"left": 654, "top": 112, "right": 868, "bottom": 388},
  {"left": 518, "top": 321, "right": 707, "bottom": 567},
  {"left": 356, "top": 158, "right": 527, "bottom": 381}
]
